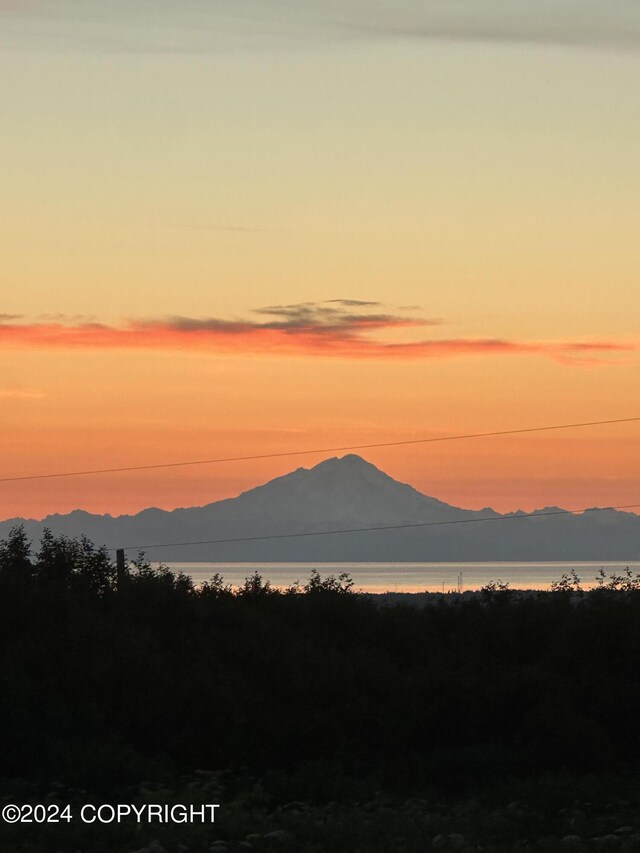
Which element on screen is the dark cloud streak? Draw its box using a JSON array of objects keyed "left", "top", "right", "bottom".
[
  {"left": 324, "top": 299, "right": 382, "bottom": 307},
  {"left": 0, "top": 302, "right": 636, "bottom": 366},
  {"left": 250, "top": 302, "right": 434, "bottom": 336},
  {"left": 144, "top": 303, "right": 434, "bottom": 338}
]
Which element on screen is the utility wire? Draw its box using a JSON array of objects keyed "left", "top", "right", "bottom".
[
  {"left": 3, "top": 415, "right": 639, "bottom": 484},
  {"left": 112, "top": 502, "right": 640, "bottom": 553}
]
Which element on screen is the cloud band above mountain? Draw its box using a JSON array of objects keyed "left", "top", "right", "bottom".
[{"left": 0, "top": 303, "right": 636, "bottom": 365}]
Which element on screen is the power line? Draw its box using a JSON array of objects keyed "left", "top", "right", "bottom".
[
  {"left": 111, "top": 501, "right": 640, "bottom": 553},
  {"left": 3, "top": 415, "right": 639, "bottom": 484}
]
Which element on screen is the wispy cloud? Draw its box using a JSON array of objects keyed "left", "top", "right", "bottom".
[
  {"left": 3, "top": 0, "right": 639, "bottom": 54},
  {"left": 0, "top": 303, "right": 636, "bottom": 366},
  {"left": 36, "top": 312, "right": 98, "bottom": 323},
  {"left": 0, "top": 387, "right": 45, "bottom": 399},
  {"left": 299, "top": 0, "right": 640, "bottom": 51},
  {"left": 246, "top": 302, "right": 431, "bottom": 334},
  {"left": 324, "top": 299, "right": 382, "bottom": 307}
]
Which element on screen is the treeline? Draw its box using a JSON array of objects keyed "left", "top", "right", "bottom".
[{"left": 1, "top": 525, "right": 640, "bottom": 796}]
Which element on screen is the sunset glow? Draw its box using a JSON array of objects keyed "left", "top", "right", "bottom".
[{"left": 2, "top": 1, "right": 639, "bottom": 522}]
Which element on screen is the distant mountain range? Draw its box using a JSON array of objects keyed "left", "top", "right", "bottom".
[{"left": 2, "top": 454, "right": 639, "bottom": 561}]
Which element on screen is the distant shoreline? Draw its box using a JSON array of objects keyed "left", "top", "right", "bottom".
[{"left": 165, "top": 560, "right": 640, "bottom": 595}]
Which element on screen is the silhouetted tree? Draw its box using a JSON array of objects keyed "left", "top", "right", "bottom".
[
  {"left": 238, "top": 571, "right": 274, "bottom": 597},
  {"left": 304, "top": 568, "right": 354, "bottom": 594},
  {"left": 0, "top": 524, "right": 32, "bottom": 590},
  {"left": 1, "top": 527, "right": 640, "bottom": 796},
  {"left": 551, "top": 568, "right": 583, "bottom": 594}
]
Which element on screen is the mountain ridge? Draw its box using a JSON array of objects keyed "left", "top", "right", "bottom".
[{"left": 1, "top": 454, "right": 638, "bottom": 561}]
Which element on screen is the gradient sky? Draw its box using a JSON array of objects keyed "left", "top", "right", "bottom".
[{"left": 1, "top": 1, "right": 639, "bottom": 520}]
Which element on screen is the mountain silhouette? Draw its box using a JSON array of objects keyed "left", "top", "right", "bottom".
[{"left": 1, "top": 454, "right": 638, "bottom": 561}]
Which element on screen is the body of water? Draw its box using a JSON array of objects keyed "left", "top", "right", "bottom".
[{"left": 162, "top": 561, "right": 640, "bottom": 593}]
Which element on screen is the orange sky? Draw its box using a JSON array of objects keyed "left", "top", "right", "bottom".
[
  {"left": 1, "top": 5, "right": 639, "bottom": 522},
  {"left": 2, "top": 341, "right": 639, "bottom": 520}
]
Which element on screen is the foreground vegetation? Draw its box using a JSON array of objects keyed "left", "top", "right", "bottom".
[
  {"left": 1, "top": 526, "right": 640, "bottom": 851},
  {"left": 3, "top": 770, "right": 640, "bottom": 852}
]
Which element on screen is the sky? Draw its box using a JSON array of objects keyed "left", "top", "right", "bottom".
[{"left": 1, "top": 0, "right": 639, "bottom": 521}]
